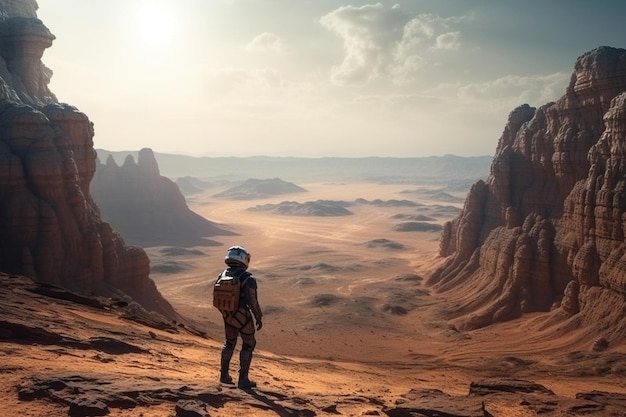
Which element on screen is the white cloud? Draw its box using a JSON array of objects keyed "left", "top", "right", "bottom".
[
  {"left": 245, "top": 32, "right": 288, "bottom": 54},
  {"left": 320, "top": 3, "right": 408, "bottom": 85},
  {"left": 321, "top": 5, "right": 466, "bottom": 86},
  {"left": 457, "top": 72, "right": 570, "bottom": 107},
  {"left": 435, "top": 32, "right": 461, "bottom": 50}
]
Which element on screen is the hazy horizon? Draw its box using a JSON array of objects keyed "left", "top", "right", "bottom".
[
  {"left": 97, "top": 147, "right": 494, "bottom": 159},
  {"left": 37, "top": 1, "right": 625, "bottom": 158}
]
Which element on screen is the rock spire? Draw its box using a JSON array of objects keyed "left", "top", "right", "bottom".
[{"left": 91, "top": 148, "right": 234, "bottom": 247}]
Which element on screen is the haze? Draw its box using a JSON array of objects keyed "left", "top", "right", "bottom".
[{"left": 37, "top": 0, "right": 625, "bottom": 157}]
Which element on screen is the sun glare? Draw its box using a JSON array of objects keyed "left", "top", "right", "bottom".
[{"left": 136, "top": 2, "right": 176, "bottom": 47}]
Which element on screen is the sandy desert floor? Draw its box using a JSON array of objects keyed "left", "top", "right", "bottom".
[
  {"left": 150, "top": 182, "right": 458, "bottom": 362},
  {"left": 3, "top": 181, "right": 626, "bottom": 416},
  {"left": 148, "top": 181, "right": 626, "bottom": 412}
]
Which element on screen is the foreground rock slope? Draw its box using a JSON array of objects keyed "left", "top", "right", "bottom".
[
  {"left": 0, "top": 1, "right": 175, "bottom": 318},
  {"left": 432, "top": 46, "right": 626, "bottom": 340},
  {"left": 3, "top": 272, "right": 626, "bottom": 417}
]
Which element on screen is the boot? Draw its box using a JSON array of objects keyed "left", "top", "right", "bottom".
[
  {"left": 220, "top": 344, "right": 235, "bottom": 384},
  {"left": 237, "top": 375, "right": 257, "bottom": 389},
  {"left": 220, "top": 371, "right": 234, "bottom": 384},
  {"left": 237, "top": 347, "right": 256, "bottom": 389}
]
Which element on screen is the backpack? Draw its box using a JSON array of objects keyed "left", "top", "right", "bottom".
[{"left": 212, "top": 270, "right": 250, "bottom": 312}]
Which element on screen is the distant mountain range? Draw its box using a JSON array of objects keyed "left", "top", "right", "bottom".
[{"left": 96, "top": 150, "right": 492, "bottom": 185}]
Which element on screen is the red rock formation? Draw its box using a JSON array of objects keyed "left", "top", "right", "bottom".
[
  {"left": 431, "top": 47, "right": 626, "bottom": 341},
  {"left": 0, "top": 2, "right": 176, "bottom": 319},
  {"left": 91, "top": 148, "right": 234, "bottom": 247}
]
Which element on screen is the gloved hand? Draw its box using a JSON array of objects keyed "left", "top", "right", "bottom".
[{"left": 256, "top": 319, "right": 263, "bottom": 331}]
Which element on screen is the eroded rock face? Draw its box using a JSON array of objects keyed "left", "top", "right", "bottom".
[
  {"left": 91, "top": 148, "right": 233, "bottom": 247},
  {"left": 0, "top": 2, "right": 56, "bottom": 106},
  {"left": 432, "top": 46, "right": 626, "bottom": 339},
  {"left": 0, "top": 0, "right": 38, "bottom": 17},
  {"left": 0, "top": 1, "right": 176, "bottom": 319}
]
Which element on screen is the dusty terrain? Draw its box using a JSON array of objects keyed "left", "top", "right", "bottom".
[
  {"left": 153, "top": 182, "right": 455, "bottom": 362},
  {"left": 2, "top": 181, "right": 626, "bottom": 416}
]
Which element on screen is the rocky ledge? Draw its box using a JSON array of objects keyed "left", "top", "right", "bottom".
[{"left": 3, "top": 272, "right": 625, "bottom": 417}]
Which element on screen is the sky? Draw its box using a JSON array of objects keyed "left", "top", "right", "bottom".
[{"left": 35, "top": 1, "right": 626, "bottom": 158}]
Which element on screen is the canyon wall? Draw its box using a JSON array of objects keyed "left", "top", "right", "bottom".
[
  {"left": 0, "top": 1, "right": 176, "bottom": 318},
  {"left": 431, "top": 46, "right": 626, "bottom": 342}
]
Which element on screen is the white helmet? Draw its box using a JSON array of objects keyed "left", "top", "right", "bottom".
[{"left": 225, "top": 245, "right": 251, "bottom": 268}]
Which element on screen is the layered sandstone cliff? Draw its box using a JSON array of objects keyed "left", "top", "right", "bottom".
[
  {"left": 0, "top": 1, "right": 176, "bottom": 318},
  {"left": 91, "top": 148, "right": 234, "bottom": 247},
  {"left": 431, "top": 46, "right": 626, "bottom": 342}
]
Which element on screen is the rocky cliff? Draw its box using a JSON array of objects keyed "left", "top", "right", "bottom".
[
  {"left": 431, "top": 46, "right": 626, "bottom": 342},
  {"left": 91, "top": 148, "right": 234, "bottom": 247},
  {"left": 0, "top": 1, "right": 176, "bottom": 318}
]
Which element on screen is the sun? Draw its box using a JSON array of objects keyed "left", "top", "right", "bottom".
[{"left": 136, "top": 2, "right": 177, "bottom": 47}]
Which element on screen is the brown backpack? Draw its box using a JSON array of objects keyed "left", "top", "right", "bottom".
[{"left": 213, "top": 270, "right": 249, "bottom": 312}]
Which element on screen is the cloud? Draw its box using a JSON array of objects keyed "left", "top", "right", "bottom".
[
  {"left": 457, "top": 72, "right": 570, "bottom": 107},
  {"left": 435, "top": 31, "right": 461, "bottom": 50},
  {"left": 245, "top": 32, "right": 289, "bottom": 54},
  {"left": 320, "top": 4, "right": 466, "bottom": 86},
  {"left": 319, "top": 3, "right": 407, "bottom": 85}
]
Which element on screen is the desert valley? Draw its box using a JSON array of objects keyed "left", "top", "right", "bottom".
[
  {"left": 1, "top": 1, "right": 626, "bottom": 416},
  {"left": 5, "top": 170, "right": 626, "bottom": 417}
]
